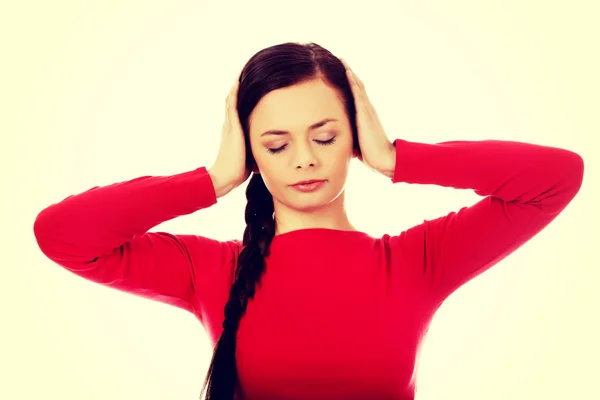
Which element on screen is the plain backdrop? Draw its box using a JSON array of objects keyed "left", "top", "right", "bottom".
[{"left": 2, "top": 1, "right": 599, "bottom": 399}]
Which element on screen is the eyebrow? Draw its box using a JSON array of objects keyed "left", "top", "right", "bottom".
[{"left": 260, "top": 118, "right": 338, "bottom": 137}]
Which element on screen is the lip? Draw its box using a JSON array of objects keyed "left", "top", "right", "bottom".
[
  {"left": 291, "top": 180, "right": 326, "bottom": 193},
  {"left": 291, "top": 179, "right": 326, "bottom": 186}
]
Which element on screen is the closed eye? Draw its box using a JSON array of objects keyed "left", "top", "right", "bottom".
[{"left": 267, "top": 137, "right": 336, "bottom": 155}]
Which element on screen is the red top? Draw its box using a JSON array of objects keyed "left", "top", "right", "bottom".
[{"left": 33, "top": 139, "right": 584, "bottom": 400}]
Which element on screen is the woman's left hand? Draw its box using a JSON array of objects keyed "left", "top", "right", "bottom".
[{"left": 341, "top": 58, "right": 396, "bottom": 178}]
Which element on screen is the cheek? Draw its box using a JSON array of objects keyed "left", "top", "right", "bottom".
[
  {"left": 332, "top": 159, "right": 351, "bottom": 180},
  {"left": 254, "top": 162, "right": 284, "bottom": 192}
]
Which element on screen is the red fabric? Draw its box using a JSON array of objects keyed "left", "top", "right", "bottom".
[{"left": 34, "top": 139, "right": 584, "bottom": 400}]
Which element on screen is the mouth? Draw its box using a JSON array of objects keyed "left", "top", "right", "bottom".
[{"left": 291, "top": 179, "right": 326, "bottom": 186}]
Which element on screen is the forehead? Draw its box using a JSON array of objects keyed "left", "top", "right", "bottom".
[{"left": 249, "top": 78, "right": 345, "bottom": 136}]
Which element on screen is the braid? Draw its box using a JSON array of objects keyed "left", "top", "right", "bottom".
[{"left": 200, "top": 173, "right": 275, "bottom": 400}]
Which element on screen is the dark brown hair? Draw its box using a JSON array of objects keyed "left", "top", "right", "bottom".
[{"left": 200, "top": 41, "right": 360, "bottom": 400}]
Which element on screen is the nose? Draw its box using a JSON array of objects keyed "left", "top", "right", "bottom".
[{"left": 293, "top": 141, "right": 318, "bottom": 169}]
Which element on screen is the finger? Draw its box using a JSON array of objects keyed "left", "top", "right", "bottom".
[
  {"left": 341, "top": 58, "right": 356, "bottom": 86},
  {"left": 340, "top": 58, "right": 362, "bottom": 88},
  {"left": 341, "top": 63, "right": 366, "bottom": 98},
  {"left": 227, "top": 86, "right": 243, "bottom": 125},
  {"left": 344, "top": 65, "right": 359, "bottom": 91},
  {"left": 340, "top": 58, "right": 355, "bottom": 83},
  {"left": 348, "top": 70, "right": 369, "bottom": 106},
  {"left": 227, "top": 78, "right": 239, "bottom": 98},
  {"left": 226, "top": 80, "right": 239, "bottom": 108},
  {"left": 340, "top": 57, "right": 350, "bottom": 71},
  {"left": 352, "top": 70, "right": 366, "bottom": 93}
]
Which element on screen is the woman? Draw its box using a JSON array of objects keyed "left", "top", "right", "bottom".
[{"left": 33, "top": 42, "right": 584, "bottom": 400}]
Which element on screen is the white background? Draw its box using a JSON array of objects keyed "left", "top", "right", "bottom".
[{"left": 2, "top": 1, "right": 599, "bottom": 399}]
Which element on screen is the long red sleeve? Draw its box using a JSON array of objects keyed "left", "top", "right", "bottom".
[
  {"left": 33, "top": 166, "right": 238, "bottom": 315},
  {"left": 388, "top": 139, "right": 584, "bottom": 303}
]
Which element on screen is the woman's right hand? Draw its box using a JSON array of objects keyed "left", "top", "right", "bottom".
[{"left": 209, "top": 79, "right": 252, "bottom": 198}]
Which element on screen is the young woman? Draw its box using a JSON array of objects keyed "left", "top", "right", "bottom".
[{"left": 33, "top": 42, "right": 584, "bottom": 400}]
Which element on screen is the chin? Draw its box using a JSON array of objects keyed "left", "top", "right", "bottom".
[{"left": 290, "top": 187, "right": 342, "bottom": 208}]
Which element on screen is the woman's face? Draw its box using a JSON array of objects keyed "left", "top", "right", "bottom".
[{"left": 248, "top": 77, "right": 357, "bottom": 215}]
